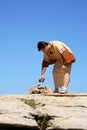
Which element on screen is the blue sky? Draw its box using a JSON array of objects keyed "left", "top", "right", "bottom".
[{"left": 0, "top": 0, "right": 87, "bottom": 94}]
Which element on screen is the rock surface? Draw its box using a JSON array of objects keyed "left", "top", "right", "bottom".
[{"left": 0, "top": 93, "right": 87, "bottom": 130}]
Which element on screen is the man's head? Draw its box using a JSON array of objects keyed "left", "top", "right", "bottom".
[{"left": 37, "top": 41, "right": 48, "bottom": 51}]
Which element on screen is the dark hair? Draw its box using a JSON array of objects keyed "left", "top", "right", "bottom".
[{"left": 37, "top": 41, "right": 48, "bottom": 51}]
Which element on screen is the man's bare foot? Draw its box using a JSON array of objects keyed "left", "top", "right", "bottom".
[{"left": 53, "top": 89, "right": 59, "bottom": 93}]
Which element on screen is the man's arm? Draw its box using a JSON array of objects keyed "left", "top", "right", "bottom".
[
  {"left": 61, "top": 50, "right": 76, "bottom": 65},
  {"left": 53, "top": 41, "right": 76, "bottom": 65},
  {"left": 41, "top": 66, "right": 47, "bottom": 75},
  {"left": 38, "top": 67, "right": 46, "bottom": 82},
  {"left": 38, "top": 60, "right": 49, "bottom": 82},
  {"left": 42, "top": 60, "right": 49, "bottom": 68}
]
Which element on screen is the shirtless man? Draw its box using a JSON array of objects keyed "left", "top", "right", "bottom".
[{"left": 37, "top": 40, "right": 76, "bottom": 94}]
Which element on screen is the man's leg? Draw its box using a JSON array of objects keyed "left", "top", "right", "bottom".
[
  {"left": 52, "top": 66, "right": 61, "bottom": 93},
  {"left": 60, "top": 64, "right": 72, "bottom": 93}
]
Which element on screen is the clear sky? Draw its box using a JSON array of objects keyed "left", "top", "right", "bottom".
[{"left": 0, "top": 0, "right": 87, "bottom": 94}]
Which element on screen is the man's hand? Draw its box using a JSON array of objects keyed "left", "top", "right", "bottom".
[{"left": 38, "top": 75, "right": 45, "bottom": 82}]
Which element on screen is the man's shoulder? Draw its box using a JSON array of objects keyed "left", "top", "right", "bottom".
[
  {"left": 49, "top": 40, "right": 64, "bottom": 47},
  {"left": 49, "top": 40, "right": 63, "bottom": 44}
]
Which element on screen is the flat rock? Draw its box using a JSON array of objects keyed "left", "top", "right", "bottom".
[{"left": 0, "top": 93, "right": 87, "bottom": 130}]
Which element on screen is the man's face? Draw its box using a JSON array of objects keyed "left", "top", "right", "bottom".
[{"left": 41, "top": 45, "right": 49, "bottom": 53}]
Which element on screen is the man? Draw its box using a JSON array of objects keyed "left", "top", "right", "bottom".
[{"left": 37, "top": 40, "right": 76, "bottom": 94}]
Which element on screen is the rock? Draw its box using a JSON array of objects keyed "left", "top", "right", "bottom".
[
  {"left": 0, "top": 94, "right": 39, "bottom": 130},
  {"left": 0, "top": 93, "right": 87, "bottom": 129},
  {"left": 28, "top": 85, "right": 53, "bottom": 94}
]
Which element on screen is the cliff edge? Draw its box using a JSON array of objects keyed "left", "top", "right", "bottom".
[{"left": 0, "top": 93, "right": 87, "bottom": 130}]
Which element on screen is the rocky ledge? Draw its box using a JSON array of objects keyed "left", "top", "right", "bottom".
[{"left": 0, "top": 93, "right": 87, "bottom": 130}]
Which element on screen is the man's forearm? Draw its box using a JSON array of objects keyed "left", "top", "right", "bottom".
[{"left": 41, "top": 67, "right": 47, "bottom": 75}]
